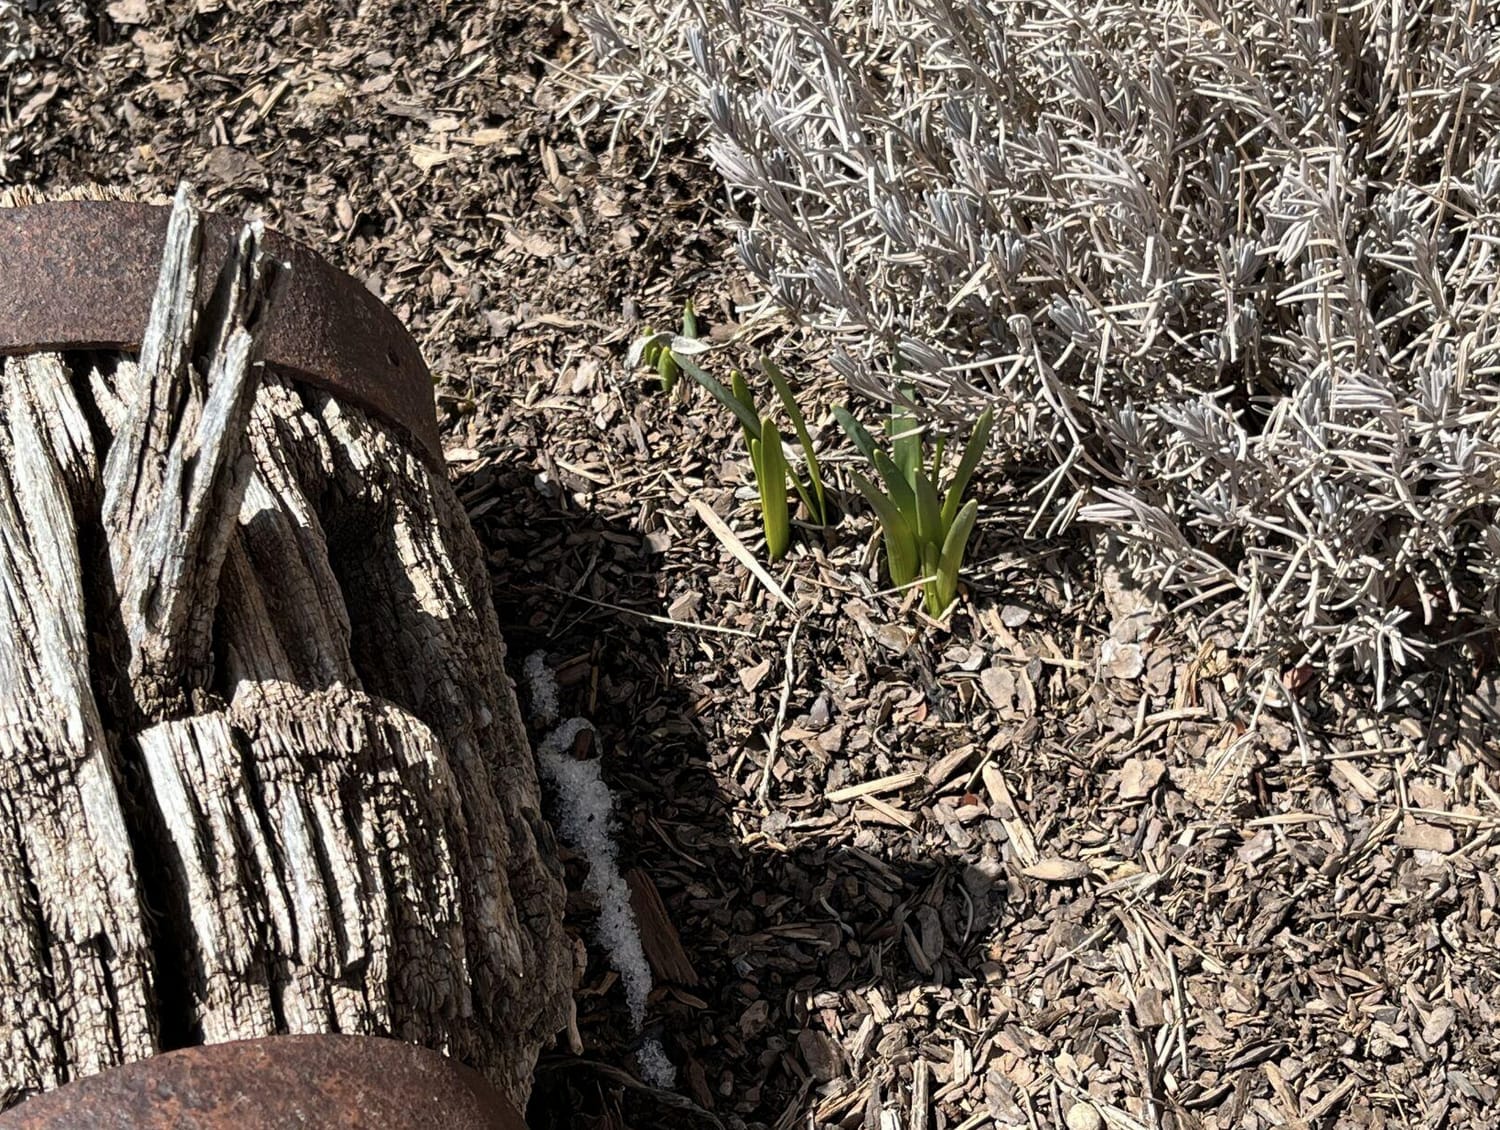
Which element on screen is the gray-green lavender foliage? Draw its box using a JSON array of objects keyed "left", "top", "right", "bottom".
[{"left": 586, "top": 0, "right": 1500, "bottom": 698}]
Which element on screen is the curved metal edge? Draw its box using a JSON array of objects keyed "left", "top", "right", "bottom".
[
  {"left": 0, "top": 201, "right": 443, "bottom": 465},
  {"left": 0, "top": 1035, "right": 528, "bottom": 1130}
]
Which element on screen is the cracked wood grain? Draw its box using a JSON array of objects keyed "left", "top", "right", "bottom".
[
  {"left": 0, "top": 352, "right": 156, "bottom": 1097},
  {"left": 0, "top": 187, "right": 566, "bottom": 1112}
]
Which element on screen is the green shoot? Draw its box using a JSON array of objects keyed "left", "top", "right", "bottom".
[
  {"left": 845, "top": 465, "right": 919, "bottom": 588},
  {"left": 627, "top": 314, "right": 834, "bottom": 565},
  {"left": 762, "top": 356, "right": 828, "bottom": 526},
  {"left": 657, "top": 344, "right": 680, "bottom": 392},
  {"left": 889, "top": 400, "right": 923, "bottom": 485},
  {"left": 730, "top": 368, "right": 757, "bottom": 444},
  {"left": 837, "top": 400, "right": 993, "bottom": 618},
  {"left": 752, "top": 417, "right": 791, "bottom": 561},
  {"left": 661, "top": 300, "right": 698, "bottom": 394},
  {"left": 629, "top": 300, "right": 699, "bottom": 395},
  {"left": 676, "top": 354, "right": 760, "bottom": 438},
  {"left": 672, "top": 349, "right": 828, "bottom": 562}
]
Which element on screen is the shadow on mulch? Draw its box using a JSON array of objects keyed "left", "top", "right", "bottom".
[{"left": 465, "top": 464, "right": 1013, "bottom": 1130}]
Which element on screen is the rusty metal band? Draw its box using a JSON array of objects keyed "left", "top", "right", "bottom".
[
  {"left": 0, "top": 201, "right": 442, "bottom": 463},
  {"left": 0, "top": 1035, "right": 527, "bottom": 1129}
]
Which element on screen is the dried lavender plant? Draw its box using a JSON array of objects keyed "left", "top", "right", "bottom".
[{"left": 585, "top": 0, "right": 1500, "bottom": 698}]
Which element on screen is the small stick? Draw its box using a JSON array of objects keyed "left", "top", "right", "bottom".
[
  {"left": 757, "top": 619, "right": 801, "bottom": 811},
  {"left": 542, "top": 585, "right": 756, "bottom": 638},
  {"left": 690, "top": 497, "right": 796, "bottom": 611}
]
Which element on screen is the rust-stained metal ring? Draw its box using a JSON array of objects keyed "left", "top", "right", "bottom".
[
  {"left": 0, "top": 201, "right": 442, "bottom": 463},
  {"left": 0, "top": 1035, "right": 528, "bottom": 1129}
]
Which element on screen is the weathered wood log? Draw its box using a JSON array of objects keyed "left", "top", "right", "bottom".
[{"left": 0, "top": 186, "right": 567, "bottom": 1112}]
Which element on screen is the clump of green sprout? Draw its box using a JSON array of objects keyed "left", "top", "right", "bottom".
[
  {"left": 631, "top": 312, "right": 830, "bottom": 562},
  {"left": 836, "top": 397, "right": 992, "bottom": 619},
  {"left": 678, "top": 353, "right": 828, "bottom": 562},
  {"left": 632, "top": 300, "right": 697, "bottom": 394}
]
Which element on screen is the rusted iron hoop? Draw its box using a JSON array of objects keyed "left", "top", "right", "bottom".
[
  {"left": 0, "top": 201, "right": 442, "bottom": 463},
  {"left": 0, "top": 1035, "right": 528, "bottom": 1129}
]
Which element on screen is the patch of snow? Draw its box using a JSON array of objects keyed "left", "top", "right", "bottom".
[
  {"left": 529, "top": 652, "right": 675, "bottom": 1088},
  {"left": 636, "top": 1036, "right": 678, "bottom": 1089},
  {"left": 524, "top": 650, "right": 559, "bottom": 726}
]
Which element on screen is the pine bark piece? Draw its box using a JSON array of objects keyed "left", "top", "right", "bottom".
[
  {"left": 0, "top": 188, "right": 567, "bottom": 1112},
  {"left": 627, "top": 868, "right": 702, "bottom": 988}
]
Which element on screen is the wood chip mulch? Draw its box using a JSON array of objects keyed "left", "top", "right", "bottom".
[{"left": 8, "top": 2, "right": 1500, "bottom": 1128}]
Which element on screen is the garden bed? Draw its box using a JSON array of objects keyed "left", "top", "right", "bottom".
[{"left": 7, "top": 1, "right": 1498, "bottom": 1126}]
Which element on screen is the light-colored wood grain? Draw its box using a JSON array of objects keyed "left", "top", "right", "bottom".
[
  {"left": 0, "top": 188, "right": 566, "bottom": 1111},
  {"left": 1, "top": 351, "right": 157, "bottom": 1095}
]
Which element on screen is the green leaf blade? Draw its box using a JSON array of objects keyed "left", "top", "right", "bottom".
[
  {"left": 912, "top": 467, "right": 943, "bottom": 551},
  {"left": 731, "top": 369, "right": 759, "bottom": 448},
  {"left": 759, "top": 418, "right": 791, "bottom": 562},
  {"left": 834, "top": 406, "right": 879, "bottom": 465},
  {"left": 678, "top": 353, "right": 762, "bottom": 440},
  {"left": 847, "top": 468, "right": 918, "bottom": 587},
  {"left": 657, "top": 348, "right": 679, "bottom": 393},
  {"left": 889, "top": 403, "right": 922, "bottom": 487},
  {"left": 931, "top": 498, "right": 980, "bottom": 616},
  {"left": 871, "top": 450, "right": 917, "bottom": 527},
  {"left": 941, "top": 407, "right": 994, "bottom": 528},
  {"left": 762, "top": 356, "right": 827, "bottom": 525}
]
